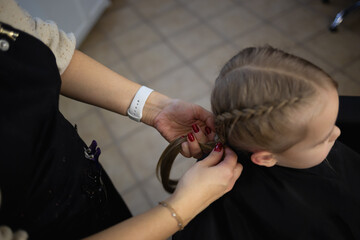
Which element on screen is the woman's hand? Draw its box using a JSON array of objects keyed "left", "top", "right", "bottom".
[
  {"left": 141, "top": 96, "right": 215, "bottom": 157},
  {"left": 165, "top": 145, "right": 243, "bottom": 226},
  {"left": 153, "top": 99, "right": 214, "bottom": 141}
]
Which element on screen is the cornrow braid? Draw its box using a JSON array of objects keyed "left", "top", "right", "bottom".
[
  {"left": 215, "top": 97, "right": 301, "bottom": 144},
  {"left": 217, "top": 97, "right": 301, "bottom": 121}
]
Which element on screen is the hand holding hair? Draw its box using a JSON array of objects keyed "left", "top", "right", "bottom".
[
  {"left": 164, "top": 144, "right": 242, "bottom": 226},
  {"left": 181, "top": 124, "right": 215, "bottom": 159},
  {"left": 147, "top": 98, "right": 215, "bottom": 157}
]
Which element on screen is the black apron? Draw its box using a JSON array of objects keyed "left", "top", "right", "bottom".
[{"left": 0, "top": 23, "right": 131, "bottom": 239}]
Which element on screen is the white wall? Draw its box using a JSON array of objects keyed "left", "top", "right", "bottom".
[{"left": 17, "top": 0, "right": 110, "bottom": 47}]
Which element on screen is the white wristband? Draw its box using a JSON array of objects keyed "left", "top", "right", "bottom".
[{"left": 127, "top": 86, "right": 154, "bottom": 122}]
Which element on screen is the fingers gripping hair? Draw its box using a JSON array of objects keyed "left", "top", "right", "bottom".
[{"left": 156, "top": 137, "right": 216, "bottom": 193}]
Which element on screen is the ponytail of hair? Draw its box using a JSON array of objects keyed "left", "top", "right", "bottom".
[{"left": 156, "top": 137, "right": 216, "bottom": 193}]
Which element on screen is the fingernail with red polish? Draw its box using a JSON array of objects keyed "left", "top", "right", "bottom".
[
  {"left": 192, "top": 124, "right": 200, "bottom": 133},
  {"left": 205, "top": 126, "right": 211, "bottom": 135},
  {"left": 187, "top": 133, "right": 195, "bottom": 142},
  {"left": 214, "top": 142, "right": 223, "bottom": 152}
]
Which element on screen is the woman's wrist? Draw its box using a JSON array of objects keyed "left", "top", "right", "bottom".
[
  {"left": 141, "top": 91, "right": 172, "bottom": 127},
  {"left": 164, "top": 191, "right": 202, "bottom": 228}
]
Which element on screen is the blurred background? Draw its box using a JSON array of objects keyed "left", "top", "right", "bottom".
[{"left": 53, "top": 0, "right": 359, "bottom": 216}]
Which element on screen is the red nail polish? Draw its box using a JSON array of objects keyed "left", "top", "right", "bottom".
[
  {"left": 192, "top": 124, "right": 200, "bottom": 133},
  {"left": 187, "top": 133, "right": 195, "bottom": 142},
  {"left": 214, "top": 142, "right": 223, "bottom": 152},
  {"left": 205, "top": 126, "right": 211, "bottom": 135}
]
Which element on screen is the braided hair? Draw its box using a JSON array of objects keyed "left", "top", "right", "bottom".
[{"left": 157, "top": 46, "right": 337, "bottom": 193}]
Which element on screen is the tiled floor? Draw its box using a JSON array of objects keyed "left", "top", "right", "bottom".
[{"left": 59, "top": 0, "right": 360, "bottom": 217}]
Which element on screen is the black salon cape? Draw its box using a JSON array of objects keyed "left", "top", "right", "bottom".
[
  {"left": 174, "top": 142, "right": 360, "bottom": 240},
  {"left": 0, "top": 23, "right": 131, "bottom": 239}
]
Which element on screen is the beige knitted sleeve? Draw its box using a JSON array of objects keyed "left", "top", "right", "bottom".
[
  {"left": 0, "top": 0, "right": 76, "bottom": 74},
  {"left": 0, "top": 226, "right": 28, "bottom": 240}
]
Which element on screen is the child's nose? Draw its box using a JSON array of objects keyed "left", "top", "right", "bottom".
[{"left": 330, "top": 126, "right": 341, "bottom": 142}]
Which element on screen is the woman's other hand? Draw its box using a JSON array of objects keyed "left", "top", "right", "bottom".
[{"left": 165, "top": 145, "right": 243, "bottom": 225}]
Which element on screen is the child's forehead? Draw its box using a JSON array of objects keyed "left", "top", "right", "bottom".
[{"left": 302, "top": 89, "right": 339, "bottom": 141}]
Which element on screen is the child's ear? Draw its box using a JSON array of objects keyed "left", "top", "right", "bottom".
[{"left": 250, "top": 151, "right": 277, "bottom": 167}]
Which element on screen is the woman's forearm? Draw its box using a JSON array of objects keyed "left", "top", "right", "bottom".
[
  {"left": 83, "top": 195, "right": 196, "bottom": 240},
  {"left": 60, "top": 50, "right": 170, "bottom": 126}
]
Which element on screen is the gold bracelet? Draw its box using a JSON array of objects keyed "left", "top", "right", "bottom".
[{"left": 159, "top": 201, "right": 184, "bottom": 231}]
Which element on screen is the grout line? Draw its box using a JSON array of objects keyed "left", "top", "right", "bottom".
[
  {"left": 106, "top": 32, "right": 147, "bottom": 85},
  {"left": 128, "top": 4, "right": 210, "bottom": 86},
  {"left": 130, "top": 0, "right": 180, "bottom": 22}
]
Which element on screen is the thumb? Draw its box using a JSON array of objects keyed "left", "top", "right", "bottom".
[{"left": 200, "top": 143, "right": 224, "bottom": 167}]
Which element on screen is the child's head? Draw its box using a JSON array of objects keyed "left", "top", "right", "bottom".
[
  {"left": 157, "top": 45, "right": 341, "bottom": 193},
  {"left": 211, "top": 46, "right": 340, "bottom": 168}
]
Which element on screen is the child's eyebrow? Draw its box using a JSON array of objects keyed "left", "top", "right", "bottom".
[{"left": 314, "top": 126, "right": 334, "bottom": 146}]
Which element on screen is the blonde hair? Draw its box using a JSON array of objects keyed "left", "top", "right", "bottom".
[{"left": 157, "top": 46, "right": 338, "bottom": 193}]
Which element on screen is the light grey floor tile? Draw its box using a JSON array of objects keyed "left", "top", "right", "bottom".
[
  {"left": 287, "top": 45, "right": 335, "bottom": 75},
  {"left": 122, "top": 187, "right": 152, "bottom": 216},
  {"left": 108, "top": 61, "right": 140, "bottom": 84},
  {"left": 170, "top": 156, "right": 197, "bottom": 180},
  {"left": 208, "top": 7, "right": 262, "bottom": 39},
  {"left": 59, "top": 96, "right": 93, "bottom": 123},
  {"left": 233, "top": 24, "right": 297, "bottom": 52},
  {"left": 104, "top": 0, "right": 128, "bottom": 13},
  {"left": 143, "top": 175, "right": 171, "bottom": 206},
  {"left": 183, "top": 0, "right": 237, "bottom": 19},
  {"left": 127, "top": 42, "right": 183, "bottom": 82},
  {"left": 131, "top": 0, "right": 177, "bottom": 18},
  {"left": 113, "top": 23, "right": 162, "bottom": 57},
  {"left": 97, "top": 6, "right": 141, "bottom": 38},
  {"left": 151, "top": 6, "right": 199, "bottom": 37},
  {"left": 194, "top": 94, "right": 213, "bottom": 113},
  {"left": 271, "top": 5, "right": 328, "bottom": 41},
  {"left": 192, "top": 43, "right": 238, "bottom": 83},
  {"left": 80, "top": 39, "right": 120, "bottom": 67},
  {"left": 118, "top": 126, "right": 169, "bottom": 180},
  {"left": 167, "top": 23, "right": 223, "bottom": 60},
  {"left": 306, "top": 0, "right": 356, "bottom": 17},
  {"left": 148, "top": 65, "right": 210, "bottom": 102},
  {"left": 75, "top": 110, "right": 113, "bottom": 147},
  {"left": 344, "top": 59, "right": 360, "bottom": 84},
  {"left": 79, "top": 22, "right": 107, "bottom": 50},
  {"left": 304, "top": 29, "right": 360, "bottom": 69},
  {"left": 99, "top": 108, "right": 141, "bottom": 141},
  {"left": 101, "top": 144, "right": 137, "bottom": 193},
  {"left": 239, "top": 0, "right": 298, "bottom": 19},
  {"left": 332, "top": 72, "right": 360, "bottom": 96}
]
